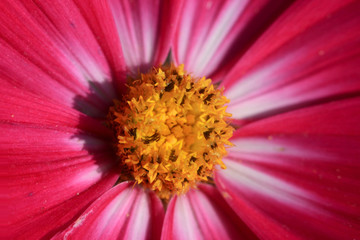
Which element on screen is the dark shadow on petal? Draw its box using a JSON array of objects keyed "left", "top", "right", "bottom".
[
  {"left": 71, "top": 75, "right": 124, "bottom": 177},
  {"left": 42, "top": 78, "right": 125, "bottom": 239},
  {"left": 210, "top": 1, "right": 295, "bottom": 83}
]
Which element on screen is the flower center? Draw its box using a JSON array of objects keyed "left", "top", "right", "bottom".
[{"left": 107, "top": 64, "right": 233, "bottom": 199}]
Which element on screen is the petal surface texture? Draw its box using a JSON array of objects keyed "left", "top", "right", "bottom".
[
  {"left": 216, "top": 97, "right": 360, "bottom": 239},
  {"left": 54, "top": 182, "right": 164, "bottom": 240},
  {"left": 172, "top": 0, "right": 293, "bottom": 82},
  {"left": 108, "top": 0, "right": 183, "bottom": 74},
  {"left": 0, "top": 1, "right": 123, "bottom": 238},
  {"left": 161, "top": 184, "right": 257, "bottom": 240},
  {"left": 222, "top": 0, "right": 360, "bottom": 120},
  {"left": 0, "top": 0, "right": 128, "bottom": 117},
  {"left": 1, "top": 86, "right": 118, "bottom": 239},
  {"left": 72, "top": 0, "right": 128, "bottom": 93}
]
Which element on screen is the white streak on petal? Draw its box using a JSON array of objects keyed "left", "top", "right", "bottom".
[
  {"left": 191, "top": 1, "right": 249, "bottom": 76},
  {"left": 96, "top": 188, "right": 134, "bottom": 238},
  {"left": 229, "top": 137, "right": 342, "bottom": 163},
  {"left": 224, "top": 51, "right": 298, "bottom": 101},
  {"left": 223, "top": 160, "right": 324, "bottom": 215},
  {"left": 126, "top": 191, "right": 151, "bottom": 239},
  {"left": 191, "top": 191, "right": 231, "bottom": 239},
  {"left": 174, "top": 196, "right": 201, "bottom": 239}
]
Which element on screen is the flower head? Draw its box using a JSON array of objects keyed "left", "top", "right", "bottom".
[
  {"left": 107, "top": 64, "right": 233, "bottom": 199},
  {"left": 2, "top": 0, "right": 360, "bottom": 239}
]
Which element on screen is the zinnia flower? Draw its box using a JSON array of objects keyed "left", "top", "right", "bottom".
[{"left": 2, "top": 0, "right": 360, "bottom": 239}]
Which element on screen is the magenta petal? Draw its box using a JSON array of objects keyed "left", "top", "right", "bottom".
[
  {"left": 1, "top": 91, "right": 118, "bottom": 239},
  {"left": 53, "top": 182, "right": 164, "bottom": 240},
  {"left": 223, "top": 0, "right": 360, "bottom": 120},
  {"left": 216, "top": 98, "right": 360, "bottom": 239},
  {"left": 172, "top": 0, "right": 291, "bottom": 82},
  {"left": 73, "top": 0, "right": 128, "bottom": 93},
  {"left": 0, "top": 0, "right": 118, "bottom": 116},
  {"left": 2, "top": 128, "right": 118, "bottom": 239},
  {"left": 161, "top": 184, "right": 257, "bottom": 240},
  {"left": 108, "top": 0, "right": 183, "bottom": 74}
]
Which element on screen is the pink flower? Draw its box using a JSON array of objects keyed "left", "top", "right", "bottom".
[{"left": 2, "top": 0, "right": 360, "bottom": 239}]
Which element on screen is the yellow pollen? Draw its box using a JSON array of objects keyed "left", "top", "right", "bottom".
[{"left": 107, "top": 64, "right": 234, "bottom": 199}]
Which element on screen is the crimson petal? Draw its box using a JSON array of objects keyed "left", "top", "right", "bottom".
[
  {"left": 172, "top": 0, "right": 292, "bottom": 82},
  {"left": 0, "top": 0, "right": 120, "bottom": 117},
  {"left": 161, "top": 184, "right": 257, "bottom": 240},
  {"left": 216, "top": 97, "right": 360, "bottom": 239},
  {"left": 54, "top": 182, "right": 164, "bottom": 240},
  {"left": 223, "top": 0, "right": 360, "bottom": 120},
  {"left": 107, "top": 0, "right": 183, "bottom": 74},
  {"left": 1, "top": 88, "right": 118, "bottom": 239}
]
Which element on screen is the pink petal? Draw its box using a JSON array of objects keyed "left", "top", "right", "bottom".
[
  {"left": 0, "top": 0, "right": 118, "bottom": 117},
  {"left": 2, "top": 130, "right": 118, "bottom": 239},
  {"left": 54, "top": 182, "right": 164, "bottom": 240},
  {"left": 0, "top": 85, "right": 111, "bottom": 138},
  {"left": 161, "top": 184, "right": 257, "bottom": 240},
  {"left": 172, "top": 0, "right": 292, "bottom": 82},
  {"left": 215, "top": 98, "right": 360, "bottom": 239},
  {"left": 222, "top": 0, "right": 360, "bottom": 120},
  {"left": 1, "top": 90, "right": 118, "bottom": 239},
  {"left": 108, "top": 0, "right": 183, "bottom": 74},
  {"left": 73, "top": 0, "right": 127, "bottom": 93}
]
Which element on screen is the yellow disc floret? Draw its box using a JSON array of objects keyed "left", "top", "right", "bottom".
[{"left": 107, "top": 64, "right": 233, "bottom": 199}]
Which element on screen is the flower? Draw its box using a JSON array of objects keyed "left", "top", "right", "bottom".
[{"left": 2, "top": 0, "right": 360, "bottom": 239}]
